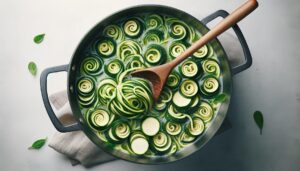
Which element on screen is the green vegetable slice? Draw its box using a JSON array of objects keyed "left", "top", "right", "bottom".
[
  {"left": 172, "top": 91, "right": 192, "bottom": 109},
  {"left": 180, "top": 59, "right": 200, "bottom": 78},
  {"left": 123, "top": 18, "right": 143, "bottom": 38},
  {"left": 169, "top": 41, "right": 186, "bottom": 59},
  {"left": 200, "top": 76, "right": 220, "bottom": 96},
  {"left": 143, "top": 29, "right": 164, "bottom": 44},
  {"left": 154, "top": 87, "right": 173, "bottom": 111},
  {"left": 77, "top": 76, "right": 96, "bottom": 107},
  {"left": 81, "top": 57, "right": 103, "bottom": 76},
  {"left": 142, "top": 117, "right": 160, "bottom": 136},
  {"left": 96, "top": 38, "right": 116, "bottom": 57},
  {"left": 145, "top": 14, "right": 163, "bottom": 29},
  {"left": 117, "top": 40, "right": 142, "bottom": 60},
  {"left": 193, "top": 45, "right": 208, "bottom": 58},
  {"left": 108, "top": 69, "right": 153, "bottom": 119},
  {"left": 123, "top": 55, "right": 145, "bottom": 70},
  {"left": 186, "top": 117, "right": 205, "bottom": 136},
  {"left": 104, "top": 59, "right": 124, "bottom": 77},
  {"left": 194, "top": 101, "right": 214, "bottom": 123},
  {"left": 151, "top": 132, "right": 172, "bottom": 153},
  {"left": 144, "top": 44, "right": 167, "bottom": 66},
  {"left": 103, "top": 25, "right": 124, "bottom": 41},
  {"left": 87, "top": 108, "right": 114, "bottom": 130},
  {"left": 202, "top": 59, "right": 220, "bottom": 77},
  {"left": 130, "top": 131, "right": 149, "bottom": 155},
  {"left": 165, "top": 121, "right": 181, "bottom": 136},
  {"left": 166, "top": 71, "right": 181, "bottom": 88},
  {"left": 109, "top": 121, "right": 131, "bottom": 142},
  {"left": 98, "top": 78, "right": 117, "bottom": 105},
  {"left": 180, "top": 79, "right": 199, "bottom": 98}
]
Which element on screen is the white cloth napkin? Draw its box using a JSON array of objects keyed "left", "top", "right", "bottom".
[{"left": 47, "top": 32, "right": 239, "bottom": 167}]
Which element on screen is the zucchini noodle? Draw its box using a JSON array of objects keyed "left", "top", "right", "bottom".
[
  {"left": 180, "top": 79, "right": 199, "bottom": 98},
  {"left": 87, "top": 108, "right": 114, "bottom": 130},
  {"left": 180, "top": 59, "right": 200, "bottom": 78},
  {"left": 166, "top": 71, "right": 181, "bottom": 88},
  {"left": 97, "top": 38, "right": 116, "bottom": 57},
  {"left": 117, "top": 40, "right": 142, "bottom": 60},
  {"left": 169, "top": 41, "right": 186, "bottom": 59},
  {"left": 151, "top": 132, "right": 172, "bottom": 153},
  {"left": 193, "top": 45, "right": 208, "bottom": 58},
  {"left": 201, "top": 76, "right": 220, "bottom": 96},
  {"left": 103, "top": 25, "right": 124, "bottom": 41},
  {"left": 143, "top": 29, "right": 164, "bottom": 44},
  {"left": 194, "top": 101, "right": 214, "bottom": 123},
  {"left": 154, "top": 87, "right": 172, "bottom": 111},
  {"left": 123, "top": 18, "right": 143, "bottom": 38},
  {"left": 145, "top": 14, "right": 163, "bottom": 29},
  {"left": 186, "top": 117, "right": 204, "bottom": 136},
  {"left": 202, "top": 59, "right": 221, "bottom": 77},
  {"left": 107, "top": 120, "right": 130, "bottom": 143},
  {"left": 104, "top": 59, "right": 124, "bottom": 77},
  {"left": 165, "top": 121, "right": 181, "bottom": 136},
  {"left": 98, "top": 78, "right": 117, "bottom": 105},
  {"left": 124, "top": 55, "right": 145, "bottom": 70},
  {"left": 144, "top": 44, "right": 167, "bottom": 65},
  {"left": 81, "top": 57, "right": 103, "bottom": 76},
  {"left": 77, "top": 76, "right": 96, "bottom": 107},
  {"left": 108, "top": 69, "right": 153, "bottom": 119}
]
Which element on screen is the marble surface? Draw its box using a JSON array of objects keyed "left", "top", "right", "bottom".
[{"left": 0, "top": 0, "right": 299, "bottom": 170}]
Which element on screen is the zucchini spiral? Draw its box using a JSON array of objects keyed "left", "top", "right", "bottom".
[
  {"left": 180, "top": 59, "right": 200, "bottom": 78},
  {"left": 143, "top": 29, "right": 164, "bottom": 44},
  {"left": 194, "top": 101, "right": 214, "bottom": 123},
  {"left": 123, "top": 18, "right": 143, "bottom": 38},
  {"left": 169, "top": 41, "right": 186, "bottom": 59},
  {"left": 200, "top": 76, "right": 220, "bottom": 96},
  {"left": 144, "top": 44, "right": 167, "bottom": 66},
  {"left": 87, "top": 108, "right": 114, "bottom": 130},
  {"left": 151, "top": 132, "right": 172, "bottom": 154},
  {"left": 145, "top": 14, "right": 163, "bottom": 29},
  {"left": 180, "top": 79, "right": 199, "bottom": 98},
  {"left": 117, "top": 40, "right": 142, "bottom": 60},
  {"left": 81, "top": 57, "right": 103, "bottom": 76},
  {"left": 107, "top": 120, "right": 130, "bottom": 143},
  {"left": 97, "top": 38, "right": 116, "bottom": 58},
  {"left": 154, "top": 87, "right": 173, "bottom": 111},
  {"left": 104, "top": 59, "right": 124, "bottom": 77},
  {"left": 193, "top": 45, "right": 208, "bottom": 58},
  {"left": 166, "top": 71, "right": 181, "bottom": 88},
  {"left": 77, "top": 76, "right": 96, "bottom": 107},
  {"left": 165, "top": 121, "right": 181, "bottom": 136},
  {"left": 202, "top": 59, "right": 221, "bottom": 77},
  {"left": 103, "top": 25, "right": 124, "bottom": 41},
  {"left": 123, "top": 55, "right": 145, "bottom": 70},
  {"left": 186, "top": 117, "right": 204, "bottom": 136},
  {"left": 98, "top": 78, "right": 117, "bottom": 105}
]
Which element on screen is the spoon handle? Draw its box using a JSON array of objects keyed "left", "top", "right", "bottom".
[{"left": 170, "top": 0, "right": 258, "bottom": 67}]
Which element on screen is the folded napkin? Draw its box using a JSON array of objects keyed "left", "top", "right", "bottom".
[{"left": 48, "top": 32, "right": 239, "bottom": 167}]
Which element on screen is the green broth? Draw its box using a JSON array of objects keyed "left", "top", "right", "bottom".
[{"left": 76, "top": 13, "right": 223, "bottom": 156}]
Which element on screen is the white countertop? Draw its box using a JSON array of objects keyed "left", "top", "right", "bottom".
[{"left": 1, "top": 0, "right": 300, "bottom": 170}]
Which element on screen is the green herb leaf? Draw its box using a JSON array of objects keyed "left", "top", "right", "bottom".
[
  {"left": 28, "top": 61, "right": 37, "bottom": 76},
  {"left": 253, "top": 111, "right": 264, "bottom": 135},
  {"left": 213, "top": 93, "right": 227, "bottom": 104},
  {"left": 34, "top": 33, "right": 45, "bottom": 44},
  {"left": 28, "top": 137, "right": 47, "bottom": 149}
]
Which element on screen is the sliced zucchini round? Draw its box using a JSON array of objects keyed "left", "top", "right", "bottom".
[
  {"left": 167, "top": 104, "right": 187, "bottom": 122},
  {"left": 130, "top": 132, "right": 149, "bottom": 155},
  {"left": 172, "top": 91, "right": 192, "bottom": 109},
  {"left": 142, "top": 117, "right": 160, "bottom": 136}
]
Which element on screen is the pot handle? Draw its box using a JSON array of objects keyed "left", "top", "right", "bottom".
[
  {"left": 201, "top": 10, "right": 252, "bottom": 75},
  {"left": 40, "top": 64, "right": 81, "bottom": 132}
]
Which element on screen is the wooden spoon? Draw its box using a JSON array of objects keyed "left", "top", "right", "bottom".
[{"left": 131, "top": 0, "right": 258, "bottom": 101}]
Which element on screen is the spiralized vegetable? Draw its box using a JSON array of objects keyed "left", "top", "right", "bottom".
[
  {"left": 166, "top": 71, "right": 181, "bottom": 88},
  {"left": 117, "top": 40, "right": 142, "bottom": 60},
  {"left": 194, "top": 101, "right": 214, "bottom": 123},
  {"left": 81, "top": 57, "right": 103, "bottom": 76},
  {"left": 144, "top": 44, "right": 167, "bottom": 65},
  {"left": 97, "top": 38, "right": 116, "bottom": 57},
  {"left": 180, "top": 59, "right": 200, "bottom": 78},
  {"left": 202, "top": 59, "right": 221, "bottom": 77},
  {"left": 169, "top": 41, "right": 186, "bottom": 59},
  {"left": 103, "top": 25, "right": 124, "bottom": 41},
  {"left": 201, "top": 76, "right": 220, "bottom": 96},
  {"left": 123, "top": 18, "right": 143, "bottom": 38}
]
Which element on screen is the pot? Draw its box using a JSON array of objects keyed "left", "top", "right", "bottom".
[{"left": 40, "top": 5, "right": 252, "bottom": 164}]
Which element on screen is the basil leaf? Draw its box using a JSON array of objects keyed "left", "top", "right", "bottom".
[
  {"left": 28, "top": 61, "right": 37, "bottom": 76},
  {"left": 34, "top": 33, "right": 45, "bottom": 44},
  {"left": 213, "top": 93, "right": 226, "bottom": 104},
  {"left": 28, "top": 137, "right": 47, "bottom": 149},
  {"left": 253, "top": 111, "right": 264, "bottom": 135}
]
